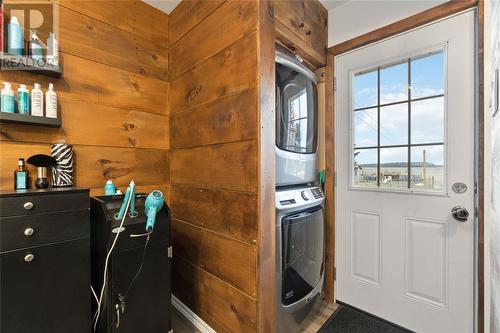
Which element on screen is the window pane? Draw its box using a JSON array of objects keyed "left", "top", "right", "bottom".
[
  {"left": 380, "top": 147, "right": 408, "bottom": 189},
  {"left": 411, "top": 51, "right": 444, "bottom": 99},
  {"left": 380, "top": 61, "right": 408, "bottom": 104},
  {"left": 353, "top": 108, "right": 377, "bottom": 148},
  {"left": 411, "top": 145, "right": 444, "bottom": 191},
  {"left": 380, "top": 103, "right": 408, "bottom": 146},
  {"left": 411, "top": 97, "right": 444, "bottom": 144},
  {"left": 353, "top": 149, "right": 378, "bottom": 188},
  {"left": 353, "top": 70, "right": 377, "bottom": 109}
]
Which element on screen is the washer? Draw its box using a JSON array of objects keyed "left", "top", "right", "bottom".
[{"left": 276, "top": 185, "right": 325, "bottom": 333}]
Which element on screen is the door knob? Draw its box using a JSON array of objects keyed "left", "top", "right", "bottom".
[{"left": 452, "top": 206, "right": 469, "bottom": 222}]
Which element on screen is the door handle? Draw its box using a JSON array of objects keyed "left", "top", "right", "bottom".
[{"left": 451, "top": 206, "right": 469, "bottom": 222}]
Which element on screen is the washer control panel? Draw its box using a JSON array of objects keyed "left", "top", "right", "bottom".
[{"left": 276, "top": 186, "right": 324, "bottom": 210}]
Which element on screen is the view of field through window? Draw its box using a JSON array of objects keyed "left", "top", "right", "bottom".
[{"left": 352, "top": 50, "right": 445, "bottom": 191}]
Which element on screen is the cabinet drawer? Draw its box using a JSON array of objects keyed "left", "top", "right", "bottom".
[
  {"left": 0, "top": 192, "right": 89, "bottom": 218},
  {"left": 0, "top": 209, "right": 89, "bottom": 252},
  {"left": 0, "top": 239, "right": 90, "bottom": 333}
]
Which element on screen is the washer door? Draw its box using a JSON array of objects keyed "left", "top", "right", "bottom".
[{"left": 281, "top": 207, "right": 324, "bottom": 306}]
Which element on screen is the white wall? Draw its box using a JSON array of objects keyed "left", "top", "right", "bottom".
[{"left": 327, "top": 0, "right": 447, "bottom": 47}]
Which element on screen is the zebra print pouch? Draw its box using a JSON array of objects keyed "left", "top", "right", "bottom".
[{"left": 51, "top": 143, "right": 74, "bottom": 187}]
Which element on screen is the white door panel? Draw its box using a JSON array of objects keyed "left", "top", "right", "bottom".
[{"left": 335, "top": 11, "right": 475, "bottom": 333}]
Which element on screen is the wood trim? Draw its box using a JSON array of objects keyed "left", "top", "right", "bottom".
[
  {"left": 329, "top": 0, "right": 478, "bottom": 56},
  {"left": 477, "top": 0, "right": 485, "bottom": 332},
  {"left": 324, "top": 53, "right": 335, "bottom": 303},
  {"left": 256, "top": 1, "right": 276, "bottom": 332},
  {"left": 326, "top": 1, "right": 485, "bottom": 331}
]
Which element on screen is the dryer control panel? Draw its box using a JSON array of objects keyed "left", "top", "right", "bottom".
[{"left": 276, "top": 186, "right": 324, "bottom": 211}]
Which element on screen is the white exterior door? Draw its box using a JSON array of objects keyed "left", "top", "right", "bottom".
[{"left": 335, "top": 11, "right": 476, "bottom": 333}]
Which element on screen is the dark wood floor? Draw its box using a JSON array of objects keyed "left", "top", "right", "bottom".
[{"left": 172, "top": 301, "right": 338, "bottom": 333}]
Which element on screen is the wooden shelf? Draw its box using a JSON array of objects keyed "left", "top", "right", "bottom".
[
  {"left": 1, "top": 53, "right": 62, "bottom": 78},
  {"left": 0, "top": 112, "right": 61, "bottom": 128}
]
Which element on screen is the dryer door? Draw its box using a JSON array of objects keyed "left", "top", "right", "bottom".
[{"left": 281, "top": 207, "right": 324, "bottom": 306}]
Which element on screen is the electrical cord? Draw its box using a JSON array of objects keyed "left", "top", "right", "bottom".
[{"left": 92, "top": 189, "right": 133, "bottom": 332}]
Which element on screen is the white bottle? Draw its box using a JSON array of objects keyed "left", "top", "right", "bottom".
[
  {"left": 31, "top": 83, "right": 44, "bottom": 116},
  {"left": 45, "top": 83, "right": 57, "bottom": 118},
  {"left": 47, "top": 33, "right": 59, "bottom": 66}
]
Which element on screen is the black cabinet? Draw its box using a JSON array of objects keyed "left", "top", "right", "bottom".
[{"left": 0, "top": 188, "right": 90, "bottom": 333}]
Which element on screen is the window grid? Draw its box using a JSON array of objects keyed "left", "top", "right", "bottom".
[{"left": 353, "top": 53, "right": 444, "bottom": 190}]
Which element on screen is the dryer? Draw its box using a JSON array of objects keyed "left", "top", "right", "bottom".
[
  {"left": 276, "top": 49, "right": 319, "bottom": 187},
  {"left": 276, "top": 185, "right": 325, "bottom": 333}
]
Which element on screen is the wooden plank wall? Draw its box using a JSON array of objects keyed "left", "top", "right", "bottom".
[
  {"left": 168, "top": 1, "right": 261, "bottom": 332},
  {"left": 0, "top": 0, "right": 170, "bottom": 196}
]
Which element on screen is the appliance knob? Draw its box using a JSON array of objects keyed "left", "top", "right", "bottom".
[{"left": 301, "top": 191, "right": 311, "bottom": 201}]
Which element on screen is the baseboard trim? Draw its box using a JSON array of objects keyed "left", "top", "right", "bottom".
[{"left": 171, "top": 295, "right": 216, "bottom": 333}]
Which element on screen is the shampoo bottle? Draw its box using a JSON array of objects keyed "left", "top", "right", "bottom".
[
  {"left": 31, "top": 83, "right": 44, "bottom": 116},
  {"left": 47, "top": 33, "right": 59, "bottom": 66},
  {"left": 17, "top": 84, "right": 30, "bottom": 114},
  {"left": 1, "top": 82, "right": 15, "bottom": 113},
  {"left": 30, "top": 31, "right": 43, "bottom": 61},
  {"left": 45, "top": 83, "right": 57, "bottom": 118},
  {"left": 8, "top": 16, "right": 23, "bottom": 55}
]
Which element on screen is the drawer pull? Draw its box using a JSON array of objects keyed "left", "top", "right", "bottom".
[
  {"left": 24, "top": 254, "right": 34, "bottom": 262},
  {"left": 23, "top": 202, "right": 34, "bottom": 210},
  {"left": 24, "top": 228, "right": 34, "bottom": 236}
]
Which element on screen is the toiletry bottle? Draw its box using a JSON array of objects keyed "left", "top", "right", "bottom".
[
  {"left": 47, "top": 32, "right": 59, "bottom": 66},
  {"left": 31, "top": 83, "right": 44, "bottom": 116},
  {"left": 104, "top": 180, "right": 116, "bottom": 195},
  {"left": 8, "top": 16, "right": 23, "bottom": 55},
  {"left": 17, "top": 84, "right": 30, "bottom": 114},
  {"left": 30, "top": 31, "right": 43, "bottom": 61},
  {"left": 45, "top": 83, "right": 57, "bottom": 118},
  {"left": 14, "top": 158, "right": 30, "bottom": 190},
  {"left": 1, "top": 82, "right": 15, "bottom": 113}
]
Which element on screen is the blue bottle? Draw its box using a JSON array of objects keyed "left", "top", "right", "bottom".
[
  {"left": 8, "top": 17, "right": 23, "bottom": 55},
  {"left": 1, "top": 82, "right": 15, "bottom": 113},
  {"left": 17, "top": 84, "right": 30, "bottom": 114},
  {"left": 104, "top": 180, "right": 116, "bottom": 196}
]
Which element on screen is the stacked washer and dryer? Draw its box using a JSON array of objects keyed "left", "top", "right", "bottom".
[{"left": 275, "top": 47, "right": 325, "bottom": 333}]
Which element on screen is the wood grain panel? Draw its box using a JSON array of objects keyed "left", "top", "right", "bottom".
[
  {"left": 170, "top": 185, "right": 257, "bottom": 244},
  {"left": 0, "top": 142, "right": 168, "bottom": 190},
  {"left": 170, "top": 141, "right": 257, "bottom": 192},
  {"left": 274, "top": 19, "right": 325, "bottom": 69},
  {"left": 170, "top": 89, "right": 257, "bottom": 149},
  {"left": 55, "top": 0, "right": 169, "bottom": 48},
  {"left": 169, "top": 32, "right": 257, "bottom": 114},
  {"left": 0, "top": 98, "right": 169, "bottom": 150},
  {"left": 1, "top": 53, "right": 169, "bottom": 116},
  {"left": 324, "top": 53, "right": 335, "bottom": 303},
  {"left": 168, "top": 0, "right": 224, "bottom": 47},
  {"left": 273, "top": 0, "right": 327, "bottom": 67},
  {"left": 58, "top": 6, "right": 168, "bottom": 80},
  {"left": 173, "top": 257, "right": 256, "bottom": 333},
  {"left": 256, "top": 1, "right": 276, "bottom": 331},
  {"left": 169, "top": 0, "right": 257, "bottom": 79},
  {"left": 172, "top": 219, "right": 257, "bottom": 297}
]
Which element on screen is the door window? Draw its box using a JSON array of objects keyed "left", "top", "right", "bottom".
[
  {"left": 352, "top": 49, "right": 445, "bottom": 192},
  {"left": 276, "top": 63, "right": 318, "bottom": 154}
]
